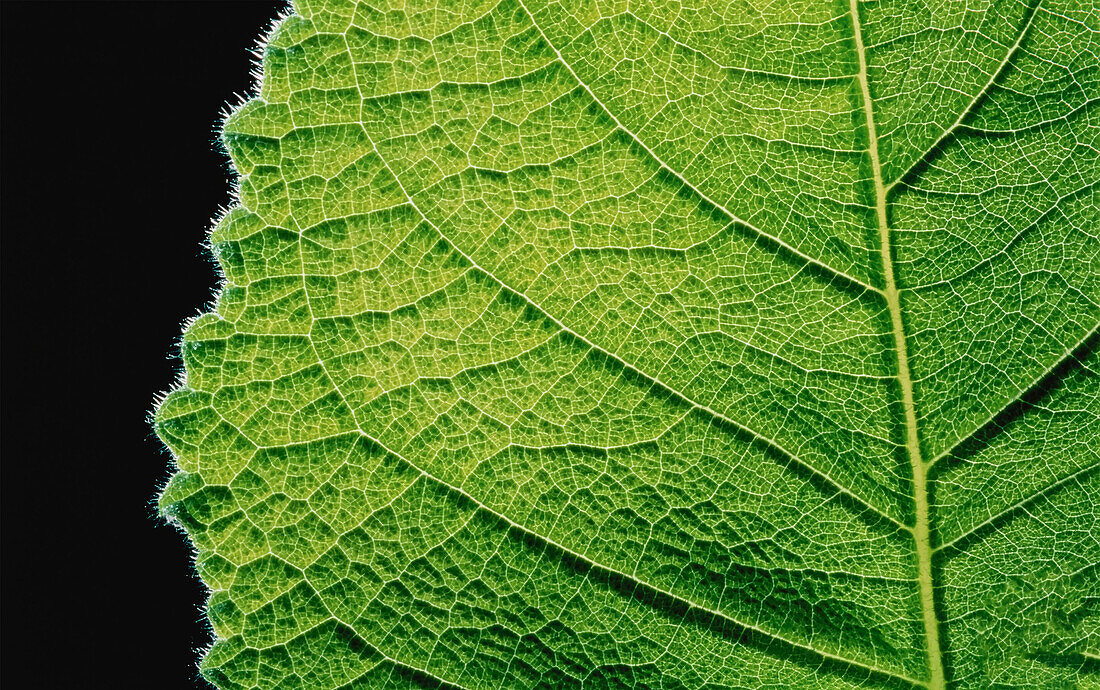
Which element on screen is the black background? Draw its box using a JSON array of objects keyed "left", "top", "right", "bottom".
[{"left": 3, "top": 2, "right": 285, "bottom": 686}]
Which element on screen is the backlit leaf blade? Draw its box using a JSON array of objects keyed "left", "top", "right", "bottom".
[{"left": 156, "top": 0, "right": 1100, "bottom": 687}]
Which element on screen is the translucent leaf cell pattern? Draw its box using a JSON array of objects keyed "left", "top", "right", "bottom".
[{"left": 155, "top": 0, "right": 1100, "bottom": 687}]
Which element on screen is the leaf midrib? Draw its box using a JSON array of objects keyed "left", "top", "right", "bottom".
[{"left": 847, "top": 1, "right": 945, "bottom": 687}]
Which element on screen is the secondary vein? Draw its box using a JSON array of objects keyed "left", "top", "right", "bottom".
[
  {"left": 926, "top": 321, "right": 1099, "bottom": 471},
  {"left": 362, "top": 432, "right": 928, "bottom": 689},
  {"left": 885, "top": 0, "right": 1041, "bottom": 193},
  {"left": 848, "top": 1, "right": 945, "bottom": 688},
  {"left": 513, "top": 0, "right": 882, "bottom": 297},
  {"left": 354, "top": 131, "right": 908, "bottom": 533}
]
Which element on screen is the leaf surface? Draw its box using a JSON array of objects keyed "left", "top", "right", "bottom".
[{"left": 156, "top": 0, "right": 1100, "bottom": 687}]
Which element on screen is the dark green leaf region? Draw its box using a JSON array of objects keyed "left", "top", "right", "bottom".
[{"left": 156, "top": 0, "right": 1099, "bottom": 687}]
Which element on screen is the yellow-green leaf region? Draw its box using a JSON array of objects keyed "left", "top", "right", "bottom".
[{"left": 156, "top": 0, "right": 1099, "bottom": 687}]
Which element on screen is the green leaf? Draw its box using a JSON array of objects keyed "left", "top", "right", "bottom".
[{"left": 156, "top": 0, "right": 1099, "bottom": 687}]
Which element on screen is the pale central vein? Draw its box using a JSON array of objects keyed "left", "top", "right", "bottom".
[{"left": 849, "top": 1, "right": 945, "bottom": 688}]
